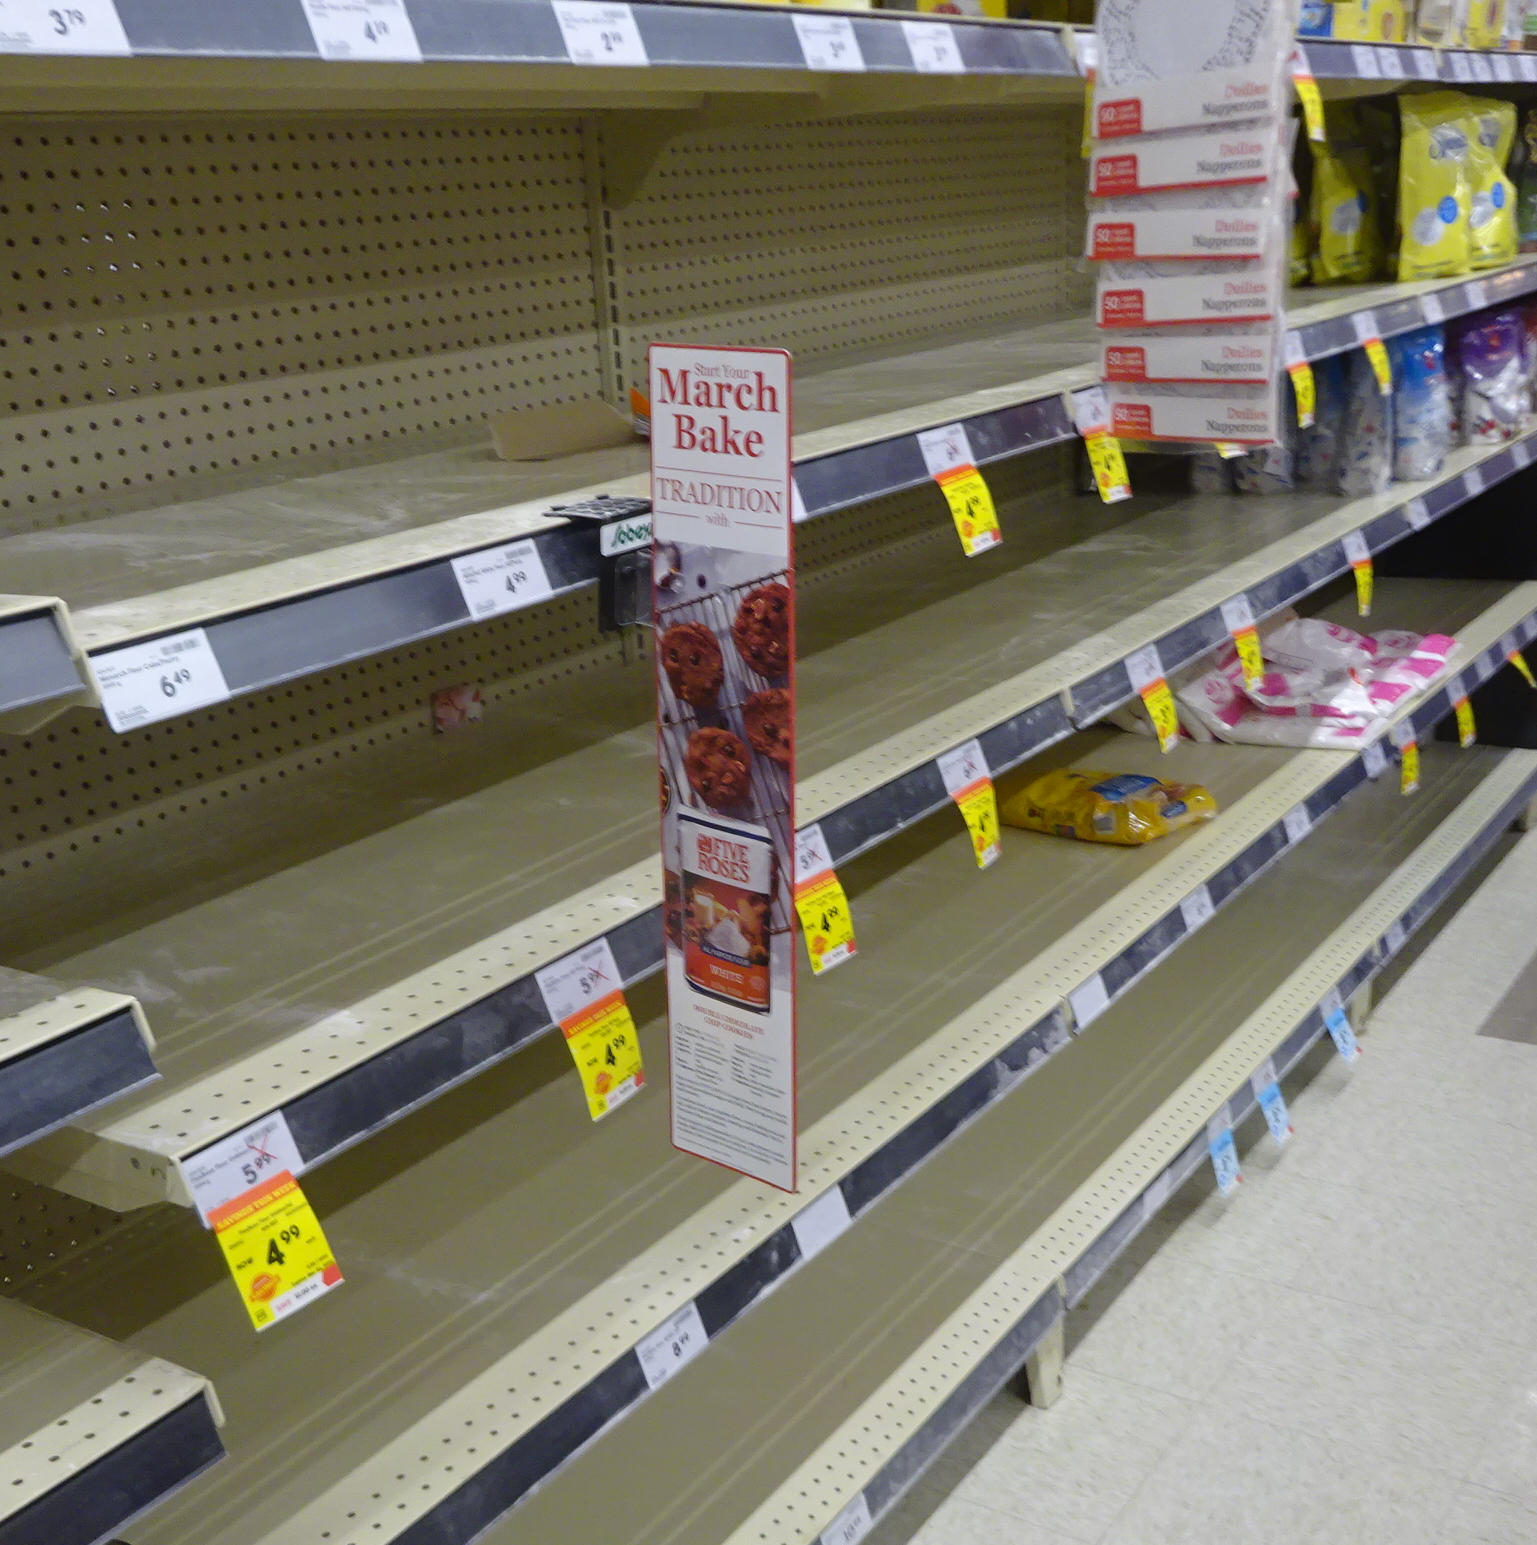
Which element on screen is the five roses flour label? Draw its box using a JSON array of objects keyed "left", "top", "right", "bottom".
[{"left": 651, "top": 343, "right": 797, "bottom": 1191}]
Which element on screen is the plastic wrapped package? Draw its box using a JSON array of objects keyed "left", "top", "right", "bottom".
[
  {"left": 1190, "top": 449, "right": 1234, "bottom": 494},
  {"left": 1337, "top": 347, "right": 1394, "bottom": 498},
  {"left": 1397, "top": 93, "right": 1473, "bottom": 280},
  {"left": 1234, "top": 440, "right": 1295, "bottom": 494},
  {"left": 1455, "top": 310, "right": 1528, "bottom": 443},
  {"left": 997, "top": 768, "right": 1218, "bottom": 846},
  {"left": 1295, "top": 353, "right": 1348, "bottom": 488},
  {"left": 1467, "top": 98, "right": 1519, "bottom": 271},
  {"left": 1389, "top": 325, "right": 1452, "bottom": 480},
  {"left": 1309, "top": 104, "right": 1385, "bottom": 282}
]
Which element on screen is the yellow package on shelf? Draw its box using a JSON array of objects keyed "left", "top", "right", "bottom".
[
  {"left": 1469, "top": 98, "right": 1519, "bottom": 271},
  {"left": 998, "top": 769, "right": 1218, "bottom": 847},
  {"left": 1398, "top": 93, "right": 1474, "bottom": 281},
  {"left": 1332, "top": 0, "right": 1407, "bottom": 40}
]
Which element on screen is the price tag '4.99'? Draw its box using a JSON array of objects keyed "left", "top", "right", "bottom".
[
  {"left": 451, "top": 537, "right": 554, "bottom": 620},
  {"left": 299, "top": 0, "right": 422, "bottom": 60},
  {"left": 793, "top": 823, "right": 857, "bottom": 975},
  {"left": 938, "top": 739, "right": 1000, "bottom": 868},
  {"left": 918, "top": 423, "right": 1001, "bottom": 556},
  {"left": 209, "top": 1171, "right": 343, "bottom": 1332},
  {"left": 1219, "top": 594, "right": 1265, "bottom": 687},
  {"left": 1124, "top": 643, "right": 1180, "bottom": 752},
  {"left": 536, "top": 939, "right": 645, "bottom": 1119},
  {"left": 90, "top": 627, "right": 233, "bottom": 734}
]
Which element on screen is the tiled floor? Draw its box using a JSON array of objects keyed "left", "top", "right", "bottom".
[{"left": 868, "top": 828, "right": 1537, "bottom": 1545}]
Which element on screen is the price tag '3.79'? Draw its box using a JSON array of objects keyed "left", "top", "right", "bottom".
[
  {"left": 90, "top": 627, "right": 233, "bottom": 734},
  {"left": 451, "top": 537, "right": 554, "bottom": 621},
  {"left": 0, "top": 0, "right": 130, "bottom": 52}
]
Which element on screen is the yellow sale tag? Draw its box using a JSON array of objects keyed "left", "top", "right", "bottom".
[
  {"left": 1085, "top": 431, "right": 1132, "bottom": 503},
  {"left": 1511, "top": 649, "right": 1537, "bottom": 689},
  {"left": 1399, "top": 738, "right": 1420, "bottom": 796},
  {"left": 793, "top": 870, "right": 857, "bottom": 975},
  {"left": 1139, "top": 678, "right": 1181, "bottom": 753},
  {"left": 1288, "top": 360, "right": 1316, "bottom": 428},
  {"left": 1352, "top": 559, "right": 1373, "bottom": 617},
  {"left": 1454, "top": 695, "right": 1476, "bottom": 748},
  {"left": 210, "top": 1171, "right": 343, "bottom": 1332},
  {"left": 1292, "top": 56, "right": 1326, "bottom": 142},
  {"left": 1233, "top": 625, "right": 1265, "bottom": 688},
  {"left": 561, "top": 991, "right": 645, "bottom": 1120},
  {"left": 952, "top": 779, "right": 1001, "bottom": 869},
  {"left": 936, "top": 465, "right": 1001, "bottom": 557},
  {"left": 1363, "top": 337, "right": 1392, "bottom": 396}
]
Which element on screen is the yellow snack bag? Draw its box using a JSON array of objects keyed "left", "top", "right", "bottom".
[
  {"left": 1468, "top": 98, "right": 1518, "bottom": 271},
  {"left": 1397, "top": 93, "right": 1473, "bottom": 281},
  {"left": 1464, "top": 0, "right": 1505, "bottom": 47},
  {"left": 1310, "top": 105, "right": 1385, "bottom": 283},
  {"left": 998, "top": 769, "right": 1218, "bottom": 847}
]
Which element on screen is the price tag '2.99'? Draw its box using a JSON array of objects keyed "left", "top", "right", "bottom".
[
  {"left": 938, "top": 738, "right": 1000, "bottom": 868},
  {"left": 90, "top": 627, "right": 233, "bottom": 734},
  {"left": 536, "top": 938, "right": 645, "bottom": 1119},
  {"left": 552, "top": 0, "right": 648, "bottom": 64},
  {"left": 0, "top": 0, "right": 130, "bottom": 52},
  {"left": 209, "top": 1171, "right": 343, "bottom": 1332},
  {"left": 451, "top": 537, "right": 554, "bottom": 620},
  {"left": 299, "top": 0, "right": 422, "bottom": 60}
]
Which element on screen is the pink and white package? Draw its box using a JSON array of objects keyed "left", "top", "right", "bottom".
[{"left": 1173, "top": 615, "right": 1456, "bottom": 748}]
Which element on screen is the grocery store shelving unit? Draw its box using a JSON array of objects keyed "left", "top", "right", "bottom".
[
  {"left": 0, "top": 1296, "right": 223, "bottom": 1545},
  {"left": 5, "top": 18, "right": 1537, "bottom": 1545}
]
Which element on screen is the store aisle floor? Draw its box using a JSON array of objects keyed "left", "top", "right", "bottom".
[{"left": 867, "top": 824, "right": 1537, "bottom": 1545}]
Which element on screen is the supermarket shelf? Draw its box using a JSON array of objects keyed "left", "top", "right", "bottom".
[
  {"left": 0, "top": 1297, "right": 223, "bottom": 1545},
  {"left": 0, "top": 969, "right": 157, "bottom": 1160},
  {"left": 0, "top": 2, "right": 1076, "bottom": 83},
  {"left": 711, "top": 738, "right": 1537, "bottom": 1545},
  {"left": 9, "top": 422, "right": 1534, "bottom": 1213},
  {"left": 34, "top": 717, "right": 1529, "bottom": 1545},
  {"left": 0, "top": 597, "right": 88, "bottom": 724},
  {"left": 1292, "top": 259, "right": 1537, "bottom": 365},
  {"left": 1303, "top": 36, "right": 1537, "bottom": 87}
]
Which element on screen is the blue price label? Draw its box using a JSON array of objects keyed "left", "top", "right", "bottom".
[
  {"left": 1207, "top": 1115, "right": 1241, "bottom": 1196},
  {"left": 1324, "top": 1003, "right": 1359, "bottom": 1063},
  {"left": 1255, "top": 1081, "right": 1292, "bottom": 1146}
]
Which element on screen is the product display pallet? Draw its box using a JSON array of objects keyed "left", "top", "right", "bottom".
[
  {"left": 3, "top": 576, "right": 1520, "bottom": 1545},
  {"left": 0, "top": 1297, "right": 224, "bottom": 1545},
  {"left": 6, "top": 265, "right": 1536, "bottom": 736}
]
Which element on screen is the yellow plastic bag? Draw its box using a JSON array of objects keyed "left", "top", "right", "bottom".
[
  {"left": 998, "top": 769, "right": 1218, "bottom": 847},
  {"left": 1310, "top": 105, "right": 1385, "bottom": 283},
  {"left": 1468, "top": 98, "right": 1518, "bottom": 270},
  {"left": 1398, "top": 92, "right": 1473, "bottom": 281}
]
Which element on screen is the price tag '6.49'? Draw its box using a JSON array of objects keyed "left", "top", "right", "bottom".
[{"left": 90, "top": 627, "right": 233, "bottom": 734}]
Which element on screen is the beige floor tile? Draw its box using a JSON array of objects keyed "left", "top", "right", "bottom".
[
  {"left": 1434, "top": 1483, "right": 1537, "bottom": 1545},
  {"left": 869, "top": 1492, "right": 1085, "bottom": 1545}
]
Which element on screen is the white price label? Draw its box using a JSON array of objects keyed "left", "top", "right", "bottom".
[
  {"left": 1071, "top": 384, "right": 1111, "bottom": 436},
  {"left": 821, "top": 1495, "right": 873, "bottom": 1545},
  {"left": 1283, "top": 805, "right": 1312, "bottom": 845},
  {"left": 1350, "top": 309, "right": 1380, "bottom": 346},
  {"left": 1376, "top": 45, "right": 1401, "bottom": 75},
  {"left": 793, "top": 12, "right": 864, "bottom": 71},
  {"left": 1068, "top": 973, "right": 1110, "bottom": 1032},
  {"left": 1073, "top": 30, "right": 1096, "bottom": 75},
  {"left": 1494, "top": 52, "right": 1515, "bottom": 81},
  {"left": 1513, "top": 439, "right": 1532, "bottom": 469},
  {"left": 900, "top": 18, "right": 963, "bottom": 73},
  {"left": 1464, "top": 465, "right": 1485, "bottom": 498},
  {"left": 535, "top": 937, "right": 622, "bottom": 1026},
  {"left": 1283, "top": 329, "right": 1305, "bottom": 369},
  {"left": 1342, "top": 529, "right": 1370, "bottom": 566},
  {"left": 1179, "top": 883, "right": 1215, "bottom": 933},
  {"left": 0, "top": 0, "right": 129, "bottom": 53},
  {"left": 299, "top": 0, "right": 420, "bottom": 59},
  {"left": 553, "top": 0, "right": 647, "bottom": 65},
  {"left": 636, "top": 1302, "right": 707, "bottom": 1390},
  {"left": 1384, "top": 918, "right": 1407, "bottom": 954},
  {"left": 1390, "top": 717, "right": 1417, "bottom": 751},
  {"left": 1220, "top": 593, "right": 1257, "bottom": 635},
  {"left": 182, "top": 1112, "right": 304, "bottom": 1226},
  {"left": 1412, "top": 47, "right": 1438, "bottom": 80},
  {"left": 1404, "top": 496, "right": 1431, "bottom": 530},
  {"left": 1362, "top": 740, "right": 1388, "bottom": 779},
  {"left": 1450, "top": 50, "right": 1473, "bottom": 80},
  {"left": 937, "top": 736, "right": 989, "bottom": 795},
  {"left": 791, "top": 1186, "right": 852, "bottom": 1263},
  {"left": 1207, "top": 1113, "right": 1241, "bottom": 1195},
  {"left": 1350, "top": 43, "right": 1380, "bottom": 76},
  {"left": 451, "top": 538, "right": 553, "bottom": 620},
  {"left": 1420, "top": 290, "right": 1445, "bottom": 325},
  {"left": 1464, "top": 279, "right": 1488, "bottom": 311},
  {"left": 91, "top": 628, "right": 232, "bottom": 733},
  {"left": 1521, "top": 54, "right": 1537, "bottom": 81},
  {"left": 1124, "top": 641, "right": 1165, "bottom": 694},
  {"left": 916, "top": 421, "right": 975, "bottom": 477},
  {"left": 795, "top": 822, "right": 835, "bottom": 885},
  {"left": 791, "top": 477, "right": 810, "bottom": 524}
]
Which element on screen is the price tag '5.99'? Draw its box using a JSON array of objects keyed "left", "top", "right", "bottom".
[
  {"left": 451, "top": 538, "right": 554, "bottom": 620},
  {"left": 0, "top": 0, "right": 130, "bottom": 52},
  {"left": 210, "top": 1171, "right": 343, "bottom": 1332},
  {"left": 182, "top": 1112, "right": 305, "bottom": 1226},
  {"left": 90, "top": 628, "right": 233, "bottom": 733}
]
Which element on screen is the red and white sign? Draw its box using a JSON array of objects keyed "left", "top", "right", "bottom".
[
  {"left": 1087, "top": 208, "right": 1266, "bottom": 262},
  {"left": 651, "top": 343, "right": 798, "bottom": 1192},
  {"left": 1097, "top": 267, "right": 1280, "bottom": 328},
  {"left": 1101, "top": 332, "right": 1273, "bottom": 385},
  {"left": 1090, "top": 128, "right": 1272, "bottom": 196}
]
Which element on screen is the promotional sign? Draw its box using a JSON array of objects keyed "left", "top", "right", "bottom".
[{"left": 651, "top": 343, "right": 797, "bottom": 1192}]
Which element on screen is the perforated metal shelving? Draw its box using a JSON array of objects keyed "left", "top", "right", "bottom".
[{"left": 0, "top": 1296, "right": 223, "bottom": 1545}]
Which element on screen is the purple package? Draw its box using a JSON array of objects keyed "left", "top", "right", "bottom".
[{"left": 1453, "top": 311, "right": 1529, "bottom": 444}]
